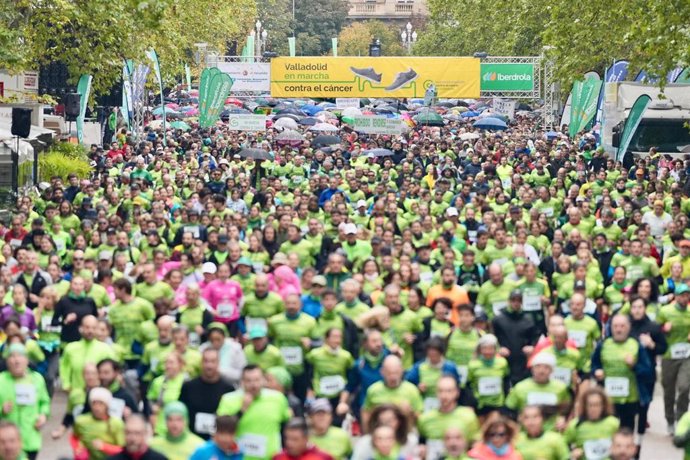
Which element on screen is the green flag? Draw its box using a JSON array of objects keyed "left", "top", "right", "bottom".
[
  {"left": 675, "top": 67, "right": 690, "bottom": 83},
  {"left": 568, "top": 80, "right": 584, "bottom": 138},
  {"left": 332, "top": 38, "right": 338, "bottom": 57},
  {"left": 200, "top": 73, "right": 234, "bottom": 127},
  {"left": 199, "top": 67, "right": 220, "bottom": 123},
  {"left": 288, "top": 37, "right": 296, "bottom": 57},
  {"left": 576, "top": 77, "right": 602, "bottom": 133},
  {"left": 145, "top": 48, "right": 166, "bottom": 144},
  {"left": 76, "top": 74, "right": 92, "bottom": 144},
  {"left": 616, "top": 95, "right": 651, "bottom": 161}
]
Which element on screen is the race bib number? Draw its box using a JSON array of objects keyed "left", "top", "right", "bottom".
[
  {"left": 568, "top": 329, "right": 587, "bottom": 348},
  {"left": 492, "top": 301, "right": 508, "bottom": 316},
  {"left": 456, "top": 365, "right": 468, "bottom": 386},
  {"left": 467, "top": 230, "right": 478, "bottom": 243},
  {"left": 281, "top": 346, "right": 303, "bottom": 365},
  {"left": 478, "top": 376, "right": 501, "bottom": 396},
  {"left": 189, "top": 332, "right": 200, "bottom": 348},
  {"left": 605, "top": 377, "right": 630, "bottom": 397},
  {"left": 319, "top": 375, "right": 345, "bottom": 396},
  {"left": 526, "top": 391, "right": 558, "bottom": 406},
  {"left": 9, "top": 239, "right": 22, "bottom": 249},
  {"left": 426, "top": 439, "right": 445, "bottom": 460},
  {"left": 501, "top": 177, "right": 512, "bottom": 189},
  {"left": 522, "top": 295, "right": 541, "bottom": 312},
  {"left": 109, "top": 398, "right": 126, "bottom": 419},
  {"left": 55, "top": 239, "right": 66, "bottom": 252},
  {"left": 552, "top": 367, "right": 572, "bottom": 386},
  {"left": 420, "top": 271, "right": 434, "bottom": 284},
  {"left": 423, "top": 397, "right": 440, "bottom": 412},
  {"left": 246, "top": 317, "right": 268, "bottom": 332},
  {"left": 626, "top": 266, "right": 643, "bottom": 281},
  {"left": 671, "top": 343, "right": 690, "bottom": 360},
  {"left": 150, "top": 358, "right": 160, "bottom": 373},
  {"left": 217, "top": 302, "right": 235, "bottom": 318},
  {"left": 542, "top": 207, "right": 554, "bottom": 218},
  {"left": 583, "top": 438, "right": 612, "bottom": 460},
  {"left": 183, "top": 226, "right": 200, "bottom": 239},
  {"left": 194, "top": 412, "right": 216, "bottom": 434},
  {"left": 14, "top": 384, "right": 36, "bottom": 405},
  {"left": 239, "top": 434, "right": 268, "bottom": 458},
  {"left": 494, "top": 258, "right": 508, "bottom": 266}
]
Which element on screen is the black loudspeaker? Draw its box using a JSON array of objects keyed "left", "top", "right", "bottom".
[
  {"left": 11, "top": 108, "right": 31, "bottom": 138},
  {"left": 64, "top": 93, "right": 81, "bottom": 121}
]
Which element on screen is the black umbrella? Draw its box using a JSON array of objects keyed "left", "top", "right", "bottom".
[
  {"left": 275, "top": 107, "right": 306, "bottom": 117},
  {"left": 299, "top": 117, "right": 319, "bottom": 126},
  {"left": 517, "top": 103, "right": 532, "bottom": 111},
  {"left": 273, "top": 113, "right": 301, "bottom": 122},
  {"left": 364, "top": 148, "right": 394, "bottom": 157},
  {"left": 220, "top": 108, "right": 251, "bottom": 121},
  {"left": 312, "top": 135, "right": 341, "bottom": 148},
  {"left": 239, "top": 148, "right": 272, "bottom": 160}
]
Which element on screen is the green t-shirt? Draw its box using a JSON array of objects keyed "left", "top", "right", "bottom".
[
  {"left": 149, "top": 431, "right": 205, "bottom": 460},
  {"left": 476, "top": 279, "right": 515, "bottom": 319},
  {"left": 656, "top": 304, "right": 690, "bottom": 360},
  {"left": 363, "top": 381, "right": 423, "bottom": 414},
  {"left": 268, "top": 312, "right": 316, "bottom": 375},
  {"left": 505, "top": 378, "right": 570, "bottom": 430},
  {"left": 279, "top": 238, "right": 315, "bottom": 267},
  {"left": 0, "top": 371, "right": 51, "bottom": 452},
  {"left": 242, "top": 292, "right": 284, "bottom": 319},
  {"left": 418, "top": 406, "right": 480, "bottom": 443},
  {"left": 563, "top": 415, "right": 619, "bottom": 458},
  {"left": 217, "top": 389, "right": 291, "bottom": 460},
  {"left": 306, "top": 346, "right": 355, "bottom": 398},
  {"left": 564, "top": 315, "right": 600, "bottom": 373},
  {"left": 310, "top": 426, "right": 352, "bottom": 460},
  {"left": 516, "top": 431, "right": 569, "bottom": 460},
  {"left": 598, "top": 337, "right": 640, "bottom": 404},
  {"left": 675, "top": 411, "right": 690, "bottom": 460},
  {"left": 135, "top": 281, "right": 174, "bottom": 304},
  {"left": 74, "top": 414, "right": 125, "bottom": 460},
  {"left": 59, "top": 339, "right": 115, "bottom": 392},
  {"left": 334, "top": 300, "right": 370, "bottom": 321},
  {"left": 466, "top": 356, "right": 509, "bottom": 409},
  {"left": 387, "top": 308, "right": 423, "bottom": 368},
  {"left": 446, "top": 328, "right": 481, "bottom": 386},
  {"left": 244, "top": 344, "right": 285, "bottom": 370},
  {"left": 108, "top": 297, "right": 155, "bottom": 359},
  {"left": 146, "top": 373, "right": 187, "bottom": 435}
]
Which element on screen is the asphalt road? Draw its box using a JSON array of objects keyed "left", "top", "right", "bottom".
[{"left": 39, "top": 381, "right": 684, "bottom": 459}]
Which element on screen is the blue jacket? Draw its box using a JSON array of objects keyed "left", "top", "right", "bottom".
[
  {"left": 301, "top": 294, "right": 322, "bottom": 318},
  {"left": 346, "top": 349, "right": 390, "bottom": 409},
  {"left": 404, "top": 359, "right": 460, "bottom": 386},
  {"left": 190, "top": 440, "right": 243, "bottom": 460}
]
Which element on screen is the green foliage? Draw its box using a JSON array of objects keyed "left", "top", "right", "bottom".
[
  {"left": 257, "top": 0, "right": 293, "bottom": 56},
  {"left": 39, "top": 143, "right": 91, "bottom": 181},
  {"left": 0, "top": 0, "right": 256, "bottom": 97},
  {"left": 294, "top": 0, "right": 349, "bottom": 55},
  {"left": 338, "top": 21, "right": 405, "bottom": 56}
]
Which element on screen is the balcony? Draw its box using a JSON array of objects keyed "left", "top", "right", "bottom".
[{"left": 348, "top": 0, "right": 428, "bottom": 20}]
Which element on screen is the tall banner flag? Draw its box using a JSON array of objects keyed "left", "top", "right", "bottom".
[
  {"left": 185, "top": 63, "right": 192, "bottom": 91},
  {"left": 596, "top": 60, "right": 628, "bottom": 124},
  {"left": 131, "top": 64, "right": 150, "bottom": 105},
  {"left": 122, "top": 60, "right": 134, "bottom": 129},
  {"left": 332, "top": 38, "right": 338, "bottom": 57},
  {"left": 562, "top": 71, "right": 599, "bottom": 131},
  {"left": 568, "top": 75, "right": 602, "bottom": 137},
  {"left": 200, "top": 73, "right": 234, "bottom": 127},
  {"left": 616, "top": 95, "right": 651, "bottom": 161},
  {"left": 199, "top": 67, "right": 221, "bottom": 122},
  {"left": 568, "top": 80, "right": 584, "bottom": 137},
  {"left": 145, "top": 48, "right": 166, "bottom": 143},
  {"left": 676, "top": 67, "right": 690, "bottom": 83},
  {"left": 76, "top": 74, "right": 92, "bottom": 144},
  {"left": 288, "top": 37, "right": 296, "bottom": 57}
]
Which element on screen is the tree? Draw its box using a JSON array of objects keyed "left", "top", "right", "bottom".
[
  {"left": 294, "top": 0, "right": 349, "bottom": 55},
  {"left": 257, "top": 0, "right": 293, "bottom": 56},
  {"left": 339, "top": 21, "right": 406, "bottom": 56},
  {"left": 0, "top": 0, "right": 256, "bottom": 96}
]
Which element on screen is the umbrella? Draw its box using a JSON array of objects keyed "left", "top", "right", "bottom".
[
  {"left": 225, "top": 97, "right": 243, "bottom": 107},
  {"left": 414, "top": 111, "right": 445, "bottom": 127},
  {"left": 473, "top": 117, "right": 508, "bottom": 130},
  {"left": 546, "top": 131, "right": 560, "bottom": 139},
  {"left": 318, "top": 102, "right": 337, "bottom": 108},
  {"left": 316, "top": 111, "right": 337, "bottom": 120},
  {"left": 182, "top": 108, "right": 199, "bottom": 117},
  {"left": 220, "top": 108, "right": 251, "bottom": 121},
  {"left": 435, "top": 101, "right": 457, "bottom": 108},
  {"left": 275, "top": 107, "right": 306, "bottom": 117},
  {"left": 364, "top": 148, "right": 394, "bottom": 157},
  {"left": 300, "top": 104, "right": 322, "bottom": 116},
  {"left": 239, "top": 148, "right": 272, "bottom": 160},
  {"left": 459, "top": 132, "right": 480, "bottom": 141},
  {"left": 170, "top": 121, "right": 191, "bottom": 131},
  {"left": 312, "top": 135, "right": 341, "bottom": 148},
  {"left": 461, "top": 111, "right": 480, "bottom": 118},
  {"left": 309, "top": 123, "right": 339, "bottom": 132},
  {"left": 517, "top": 103, "right": 532, "bottom": 111},
  {"left": 299, "top": 117, "right": 319, "bottom": 126},
  {"left": 152, "top": 107, "right": 181, "bottom": 117},
  {"left": 341, "top": 107, "right": 362, "bottom": 117},
  {"left": 276, "top": 130, "right": 305, "bottom": 146},
  {"left": 273, "top": 113, "right": 301, "bottom": 122},
  {"left": 274, "top": 117, "right": 299, "bottom": 130},
  {"left": 179, "top": 106, "right": 196, "bottom": 112}
]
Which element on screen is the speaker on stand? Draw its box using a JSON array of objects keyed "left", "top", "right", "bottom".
[
  {"left": 10, "top": 108, "right": 32, "bottom": 195},
  {"left": 64, "top": 93, "right": 81, "bottom": 141}
]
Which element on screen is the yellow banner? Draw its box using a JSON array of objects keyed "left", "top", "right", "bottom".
[{"left": 270, "top": 57, "right": 480, "bottom": 98}]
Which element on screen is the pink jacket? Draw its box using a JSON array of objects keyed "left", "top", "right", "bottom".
[
  {"left": 202, "top": 279, "right": 243, "bottom": 322},
  {"left": 269, "top": 265, "right": 302, "bottom": 300},
  {"left": 468, "top": 443, "right": 522, "bottom": 460}
]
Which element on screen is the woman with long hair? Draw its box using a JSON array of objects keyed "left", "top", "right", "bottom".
[
  {"left": 563, "top": 386, "right": 620, "bottom": 460},
  {"left": 350, "top": 404, "right": 418, "bottom": 460},
  {"left": 468, "top": 413, "right": 522, "bottom": 459}
]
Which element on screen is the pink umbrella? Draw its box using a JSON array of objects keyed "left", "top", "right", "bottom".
[
  {"left": 183, "top": 108, "right": 199, "bottom": 116},
  {"left": 225, "top": 97, "right": 243, "bottom": 107},
  {"left": 166, "top": 103, "right": 179, "bottom": 109}
]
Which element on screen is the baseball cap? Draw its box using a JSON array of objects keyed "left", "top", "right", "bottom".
[
  {"left": 509, "top": 289, "right": 523, "bottom": 299},
  {"left": 446, "top": 207, "right": 459, "bottom": 217},
  {"left": 676, "top": 284, "right": 690, "bottom": 295},
  {"left": 343, "top": 223, "right": 357, "bottom": 235},
  {"left": 202, "top": 262, "right": 217, "bottom": 274},
  {"left": 248, "top": 325, "right": 268, "bottom": 340},
  {"left": 574, "top": 280, "right": 586, "bottom": 290},
  {"left": 271, "top": 252, "right": 288, "bottom": 266},
  {"left": 311, "top": 275, "right": 327, "bottom": 287},
  {"left": 308, "top": 398, "right": 333, "bottom": 414},
  {"left": 531, "top": 352, "right": 557, "bottom": 369},
  {"left": 356, "top": 199, "right": 367, "bottom": 209},
  {"left": 237, "top": 257, "right": 252, "bottom": 267}
]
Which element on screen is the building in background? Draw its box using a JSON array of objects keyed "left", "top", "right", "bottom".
[{"left": 347, "top": 0, "right": 428, "bottom": 24}]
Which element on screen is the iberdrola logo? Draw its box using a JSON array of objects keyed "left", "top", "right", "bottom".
[{"left": 483, "top": 72, "right": 497, "bottom": 81}]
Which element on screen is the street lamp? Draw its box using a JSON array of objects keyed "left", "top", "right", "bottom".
[
  {"left": 401, "top": 22, "right": 416, "bottom": 54},
  {"left": 193, "top": 42, "right": 208, "bottom": 66},
  {"left": 254, "top": 20, "right": 268, "bottom": 58}
]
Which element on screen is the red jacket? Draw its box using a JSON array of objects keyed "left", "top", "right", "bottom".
[
  {"left": 468, "top": 442, "right": 523, "bottom": 460},
  {"left": 272, "top": 446, "right": 334, "bottom": 460}
]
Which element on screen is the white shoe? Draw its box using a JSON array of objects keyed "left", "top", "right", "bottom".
[{"left": 667, "top": 423, "right": 675, "bottom": 435}]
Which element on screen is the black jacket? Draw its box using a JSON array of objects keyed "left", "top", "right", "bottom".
[
  {"left": 312, "top": 313, "right": 360, "bottom": 359},
  {"left": 13, "top": 270, "right": 51, "bottom": 309},
  {"left": 106, "top": 448, "right": 167, "bottom": 460},
  {"left": 51, "top": 294, "right": 99, "bottom": 343},
  {"left": 492, "top": 309, "right": 539, "bottom": 384},
  {"left": 629, "top": 314, "right": 668, "bottom": 376}
]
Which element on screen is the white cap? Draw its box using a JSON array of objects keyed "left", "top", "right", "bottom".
[
  {"left": 446, "top": 207, "right": 459, "bottom": 217},
  {"left": 356, "top": 200, "right": 367, "bottom": 209},
  {"left": 89, "top": 387, "right": 113, "bottom": 406},
  {"left": 343, "top": 223, "right": 357, "bottom": 235},
  {"left": 531, "top": 352, "right": 557, "bottom": 369},
  {"left": 202, "top": 262, "right": 217, "bottom": 274}
]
